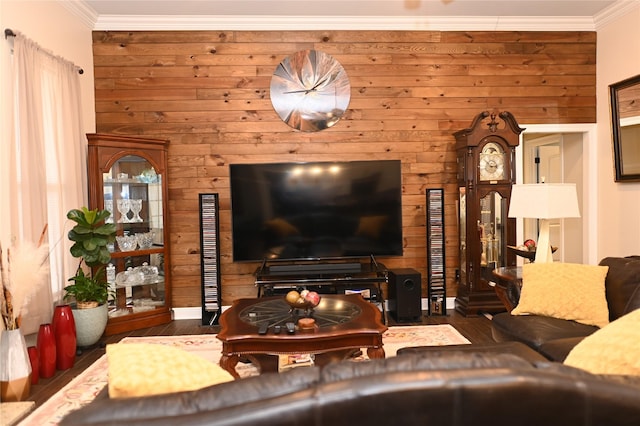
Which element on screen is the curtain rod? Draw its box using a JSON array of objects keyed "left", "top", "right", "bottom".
[{"left": 4, "top": 28, "right": 84, "bottom": 74}]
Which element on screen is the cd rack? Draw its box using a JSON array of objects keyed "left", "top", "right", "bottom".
[
  {"left": 426, "top": 188, "right": 446, "bottom": 315},
  {"left": 199, "top": 193, "right": 222, "bottom": 326}
]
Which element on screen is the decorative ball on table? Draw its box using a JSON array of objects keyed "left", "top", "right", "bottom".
[
  {"left": 508, "top": 240, "right": 557, "bottom": 263},
  {"left": 285, "top": 290, "right": 321, "bottom": 315}
]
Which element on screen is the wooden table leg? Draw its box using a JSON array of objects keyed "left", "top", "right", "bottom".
[
  {"left": 367, "top": 346, "right": 385, "bottom": 359},
  {"left": 219, "top": 353, "right": 240, "bottom": 379}
]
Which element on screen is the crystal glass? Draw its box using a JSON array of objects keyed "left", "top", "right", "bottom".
[
  {"left": 116, "top": 199, "right": 131, "bottom": 223},
  {"left": 115, "top": 267, "right": 144, "bottom": 286},
  {"left": 104, "top": 199, "right": 114, "bottom": 223},
  {"left": 136, "top": 231, "right": 155, "bottom": 249},
  {"left": 130, "top": 199, "right": 143, "bottom": 222},
  {"left": 116, "top": 235, "right": 137, "bottom": 251}
]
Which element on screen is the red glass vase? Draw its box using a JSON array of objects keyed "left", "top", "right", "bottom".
[
  {"left": 52, "top": 304, "right": 77, "bottom": 370},
  {"left": 27, "top": 346, "right": 39, "bottom": 385},
  {"left": 36, "top": 323, "right": 56, "bottom": 379}
]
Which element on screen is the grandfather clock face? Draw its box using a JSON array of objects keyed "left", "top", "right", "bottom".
[{"left": 479, "top": 141, "right": 507, "bottom": 182}]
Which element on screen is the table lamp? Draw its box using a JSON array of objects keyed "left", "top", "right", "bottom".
[{"left": 508, "top": 183, "right": 581, "bottom": 263}]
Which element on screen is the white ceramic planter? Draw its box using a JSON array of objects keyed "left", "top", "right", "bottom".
[{"left": 72, "top": 303, "right": 108, "bottom": 347}]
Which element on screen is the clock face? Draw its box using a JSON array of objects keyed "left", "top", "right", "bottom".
[
  {"left": 479, "top": 142, "right": 507, "bottom": 181},
  {"left": 270, "top": 50, "right": 351, "bottom": 132}
]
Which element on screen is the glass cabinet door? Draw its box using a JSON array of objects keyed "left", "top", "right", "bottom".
[
  {"left": 479, "top": 190, "right": 508, "bottom": 270},
  {"left": 458, "top": 187, "right": 467, "bottom": 287},
  {"left": 103, "top": 155, "right": 165, "bottom": 319}
]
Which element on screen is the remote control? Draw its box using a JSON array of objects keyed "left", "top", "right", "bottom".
[
  {"left": 273, "top": 325, "right": 281, "bottom": 334},
  {"left": 285, "top": 322, "right": 295, "bottom": 334},
  {"left": 258, "top": 323, "right": 269, "bottom": 335}
]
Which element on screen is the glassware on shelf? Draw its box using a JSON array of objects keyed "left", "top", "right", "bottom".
[
  {"left": 130, "top": 199, "right": 143, "bottom": 222},
  {"left": 104, "top": 200, "right": 113, "bottom": 223},
  {"left": 116, "top": 199, "right": 131, "bottom": 223},
  {"left": 116, "top": 235, "right": 137, "bottom": 252},
  {"left": 134, "top": 262, "right": 159, "bottom": 284},
  {"left": 104, "top": 199, "right": 114, "bottom": 223},
  {"left": 137, "top": 168, "right": 158, "bottom": 183},
  {"left": 136, "top": 231, "right": 155, "bottom": 249},
  {"left": 115, "top": 267, "right": 145, "bottom": 287}
]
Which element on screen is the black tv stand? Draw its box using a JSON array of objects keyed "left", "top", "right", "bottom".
[{"left": 254, "top": 256, "right": 389, "bottom": 322}]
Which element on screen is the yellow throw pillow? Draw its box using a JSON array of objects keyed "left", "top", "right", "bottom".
[
  {"left": 511, "top": 262, "right": 609, "bottom": 328},
  {"left": 564, "top": 308, "right": 640, "bottom": 376},
  {"left": 107, "top": 343, "right": 234, "bottom": 398}
]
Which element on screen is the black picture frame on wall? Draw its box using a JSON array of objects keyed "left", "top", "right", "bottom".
[{"left": 610, "top": 74, "right": 640, "bottom": 182}]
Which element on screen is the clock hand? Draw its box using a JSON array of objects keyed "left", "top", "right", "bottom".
[
  {"left": 282, "top": 89, "right": 312, "bottom": 94},
  {"left": 309, "top": 76, "right": 330, "bottom": 91},
  {"left": 309, "top": 72, "right": 337, "bottom": 92},
  {"left": 282, "top": 73, "right": 336, "bottom": 95}
]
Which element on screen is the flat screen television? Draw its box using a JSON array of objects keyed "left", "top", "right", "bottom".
[{"left": 230, "top": 160, "right": 403, "bottom": 262}]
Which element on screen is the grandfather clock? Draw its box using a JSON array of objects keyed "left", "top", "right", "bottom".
[{"left": 455, "top": 111, "right": 523, "bottom": 316}]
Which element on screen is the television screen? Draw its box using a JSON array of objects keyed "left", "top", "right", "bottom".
[{"left": 230, "top": 160, "right": 403, "bottom": 262}]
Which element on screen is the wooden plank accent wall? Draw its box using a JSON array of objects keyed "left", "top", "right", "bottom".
[{"left": 92, "top": 30, "right": 596, "bottom": 309}]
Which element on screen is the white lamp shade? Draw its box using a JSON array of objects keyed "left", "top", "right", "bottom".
[{"left": 508, "top": 183, "right": 581, "bottom": 219}]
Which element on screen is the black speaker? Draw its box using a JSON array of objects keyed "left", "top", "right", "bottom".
[{"left": 388, "top": 268, "right": 422, "bottom": 322}]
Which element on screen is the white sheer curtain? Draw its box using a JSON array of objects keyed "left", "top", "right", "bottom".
[{"left": 9, "top": 33, "right": 86, "bottom": 335}]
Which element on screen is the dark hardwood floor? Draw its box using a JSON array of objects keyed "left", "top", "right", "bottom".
[{"left": 26, "top": 309, "right": 495, "bottom": 408}]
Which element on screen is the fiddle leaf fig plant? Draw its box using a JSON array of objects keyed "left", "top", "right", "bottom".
[{"left": 64, "top": 207, "right": 116, "bottom": 307}]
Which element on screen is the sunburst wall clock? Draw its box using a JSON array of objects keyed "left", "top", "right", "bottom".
[{"left": 270, "top": 49, "right": 351, "bottom": 132}]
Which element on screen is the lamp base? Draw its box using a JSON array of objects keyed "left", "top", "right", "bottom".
[{"left": 534, "top": 219, "right": 554, "bottom": 263}]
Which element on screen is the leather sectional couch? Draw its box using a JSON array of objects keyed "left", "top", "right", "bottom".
[
  {"left": 492, "top": 256, "right": 640, "bottom": 361},
  {"left": 60, "top": 348, "right": 640, "bottom": 426},
  {"left": 59, "top": 256, "right": 640, "bottom": 425}
]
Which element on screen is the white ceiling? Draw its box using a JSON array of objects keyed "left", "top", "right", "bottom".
[
  {"left": 83, "top": 1, "right": 616, "bottom": 17},
  {"left": 69, "top": 0, "right": 638, "bottom": 31}
]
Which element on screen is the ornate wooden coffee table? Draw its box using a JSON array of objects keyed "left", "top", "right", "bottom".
[{"left": 217, "top": 294, "right": 387, "bottom": 378}]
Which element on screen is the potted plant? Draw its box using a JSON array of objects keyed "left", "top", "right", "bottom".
[{"left": 64, "top": 207, "right": 116, "bottom": 347}]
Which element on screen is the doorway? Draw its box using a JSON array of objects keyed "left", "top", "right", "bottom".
[{"left": 518, "top": 131, "right": 586, "bottom": 264}]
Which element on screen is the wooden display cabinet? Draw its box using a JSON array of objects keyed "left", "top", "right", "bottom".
[
  {"left": 454, "top": 112, "right": 522, "bottom": 316},
  {"left": 87, "top": 133, "right": 172, "bottom": 335}
]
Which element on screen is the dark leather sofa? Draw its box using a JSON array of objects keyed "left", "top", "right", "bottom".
[
  {"left": 60, "top": 348, "right": 640, "bottom": 426},
  {"left": 492, "top": 256, "right": 640, "bottom": 361}
]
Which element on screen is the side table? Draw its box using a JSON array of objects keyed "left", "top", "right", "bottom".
[{"left": 491, "top": 266, "right": 522, "bottom": 311}]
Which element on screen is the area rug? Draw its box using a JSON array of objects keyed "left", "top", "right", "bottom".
[{"left": 20, "top": 325, "right": 469, "bottom": 426}]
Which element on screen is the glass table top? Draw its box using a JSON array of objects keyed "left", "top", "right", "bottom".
[{"left": 239, "top": 297, "right": 361, "bottom": 329}]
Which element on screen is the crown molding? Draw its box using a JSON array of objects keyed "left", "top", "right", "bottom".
[
  {"left": 594, "top": 0, "right": 640, "bottom": 29},
  {"left": 91, "top": 15, "right": 602, "bottom": 32},
  {"left": 59, "top": 0, "right": 99, "bottom": 30},
  {"left": 64, "top": 0, "right": 640, "bottom": 32}
]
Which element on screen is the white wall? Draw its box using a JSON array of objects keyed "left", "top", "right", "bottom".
[
  {"left": 0, "top": 0, "right": 96, "bottom": 244},
  {"left": 596, "top": 6, "right": 640, "bottom": 258}
]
